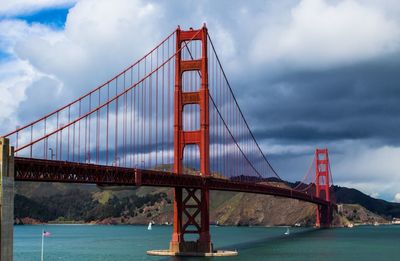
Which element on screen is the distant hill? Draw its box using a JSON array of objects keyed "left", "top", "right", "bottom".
[
  {"left": 333, "top": 185, "right": 400, "bottom": 218},
  {"left": 13, "top": 181, "right": 400, "bottom": 226}
]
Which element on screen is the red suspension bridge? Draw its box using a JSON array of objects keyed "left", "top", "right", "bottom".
[{"left": 0, "top": 25, "right": 335, "bottom": 256}]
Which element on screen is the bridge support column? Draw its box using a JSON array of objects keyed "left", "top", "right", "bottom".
[
  {"left": 170, "top": 187, "right": 212, "bottom": 254},
  {"left": 0, "top": 138, "right": 14, "bottom": 261},
  {"left": 170, "top": 24, "right": 213, "bottom": 254},
  {"left": 315, "top": 148, "right": 332, "bottom": 228},
  {"left": 148, "top": 24, "right": 236, "bottom": 257},
  {"left": 317, "top": 205, "right": 332, "bottom": 228}
]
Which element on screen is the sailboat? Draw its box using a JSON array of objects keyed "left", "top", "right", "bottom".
[
  {"left": 147, "top": 221, "right": 153, "bottom": 230},
  {"left": 41, "top": 230, "right": 51, "bottom": 261},
  {"left": 284, "top": 227, "right": 290, "bottom": 235}
]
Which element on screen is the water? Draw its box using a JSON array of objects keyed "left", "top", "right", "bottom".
[{"left": 14, "top": 225, "right": 400, "bottom": 261}]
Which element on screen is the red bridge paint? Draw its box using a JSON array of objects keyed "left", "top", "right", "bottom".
[
  {"left": 14, "top": 157, "right": 334, "bottom": 207},
  {"left": 315, "top": 149, "right": 332, "bottom": 227},
  {"left": 172, "top": 25, "right": 212, "bottom": 253}
]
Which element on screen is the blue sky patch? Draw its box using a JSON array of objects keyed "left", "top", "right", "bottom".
[
  {"left": 13, "top": 7, "right": 70, "bottom": 29},
  {"left": 0, "top": 49, "right": 11, "bottom": 62}
]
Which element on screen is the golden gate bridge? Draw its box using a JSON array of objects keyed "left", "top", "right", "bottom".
[{"left": 0, "top": 24, "right": 335, "bottom": 257}]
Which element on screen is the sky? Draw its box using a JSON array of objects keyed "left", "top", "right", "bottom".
[{"left": 1, "top": 0, "right": 400, "bottom": 202}]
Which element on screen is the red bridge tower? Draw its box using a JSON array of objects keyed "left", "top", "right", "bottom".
[
  {"left": 170, "top": 25, "right": 212, "bottom": 253},
  {"left": 315, "top": 148, "right": 333, "bottom": 227}
]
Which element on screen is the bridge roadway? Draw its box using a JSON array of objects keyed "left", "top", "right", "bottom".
[{"left": 14, "top": 157, "right": 333, "bottom": 208}]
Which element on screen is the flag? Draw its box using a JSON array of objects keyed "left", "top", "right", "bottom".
[{"left": 42, "top": 231, "right": 51, "bottom": 237}]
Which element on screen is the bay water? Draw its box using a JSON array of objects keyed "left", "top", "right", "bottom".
[{"left": 14, "top": 224, "right": 400, "bottom": 261}]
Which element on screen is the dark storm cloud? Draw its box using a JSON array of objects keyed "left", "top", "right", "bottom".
[
  {"left": 233, "top": 54, "right": 400, "bottom": 145},
  {"left": 253, "top": 124, "right": 370, "bottom": 142}
]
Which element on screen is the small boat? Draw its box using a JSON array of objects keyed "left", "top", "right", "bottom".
[
  {"left": 284, "top": 227, "right": 290, "bottom": 235},
  {"left": 147, "top": 221, "right": 153, "bottom": 230},
  {"left": 347, "top": 223, "right": 354, "bottom": 228}
]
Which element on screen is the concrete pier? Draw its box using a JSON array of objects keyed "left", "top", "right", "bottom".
[
  {"left": 0, "top": 138, "right": 14, "bottom": 261},
  {"left": 147, "top": 249, "right": 238, "bottom": 257}
]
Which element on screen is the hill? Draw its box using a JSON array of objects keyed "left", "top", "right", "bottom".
[
  {"left": 13, "top": 181, "right": 399, "bottom": 226},
  {"left": 333, "top": 185, "right": 400, "bottom": 218}
]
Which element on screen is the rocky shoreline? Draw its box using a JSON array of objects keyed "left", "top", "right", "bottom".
[
  {"left": 14, "top": 182, "right": 395, "bottom": 228},
  {"left": 15, "top": 202, "right": 389, "bottom": 228}
]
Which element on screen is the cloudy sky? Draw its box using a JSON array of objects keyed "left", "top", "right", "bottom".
[{"left": 1, "top": 0, "right": 400, "bottom": 202}]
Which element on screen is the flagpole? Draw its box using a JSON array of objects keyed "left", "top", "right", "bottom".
[{"left": 41, "top": 229, "right": 44, "bottom": 261}]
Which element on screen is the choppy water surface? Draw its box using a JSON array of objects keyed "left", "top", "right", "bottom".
[{"left": 14, "top": 224, "right": 400, "bottom": 261}]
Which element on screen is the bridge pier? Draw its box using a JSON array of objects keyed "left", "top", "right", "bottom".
[
  {"left": 316, "top": 205, "right": 333, "bottom": 228},
  {"left": 169, "top": 187, "right": 213, "bottom": 254},
  {"left": 0, "top": 138, "right": 14, "bottom": 261}
]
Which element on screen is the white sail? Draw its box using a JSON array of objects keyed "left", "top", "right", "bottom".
[
  {"left": 284, "top": 227, "right": 290, "bottom": 235},
  {"left": 147, "top": 222, "right": 152, "bottom": 230}
]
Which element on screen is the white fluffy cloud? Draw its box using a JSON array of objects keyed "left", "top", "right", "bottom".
[
  {"left": 0, "top": 19, "right": 57, "bottom": 54},
  {"left": 0, "top": 60, "right": 35, "bottom": 129},
  {"left": 15, "top": 0, "right": 162, "bottom": 95},
  {"left": 370, "top": 192, "right": 380, "bottom": 199},
  {"left": 251, "top": 0, "right": 400, "bottom": 69},
  {"left": 0, "top": 0, "right": 164, "bottom": 132},
  {"left": 0, "top": 19, "right": 64, "bottom": 131},
  {"left": 0, "top": 0, "right": 76, "bottom": 16},
  {"left": 332, "top": 144, "right": 400, "bottom": 198},
  {"left": 0, "top": 58, "right": 64, "bottom": 133},
  {"left": 335, "top": 145, "right": 400, "bottom": 182},
  {"left": 394, "top": 193, "right": 400, "bottom": 203}
]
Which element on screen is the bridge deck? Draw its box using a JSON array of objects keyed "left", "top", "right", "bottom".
[{"left": 14, "top": 157, "right": 332, "bottom": 207}]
